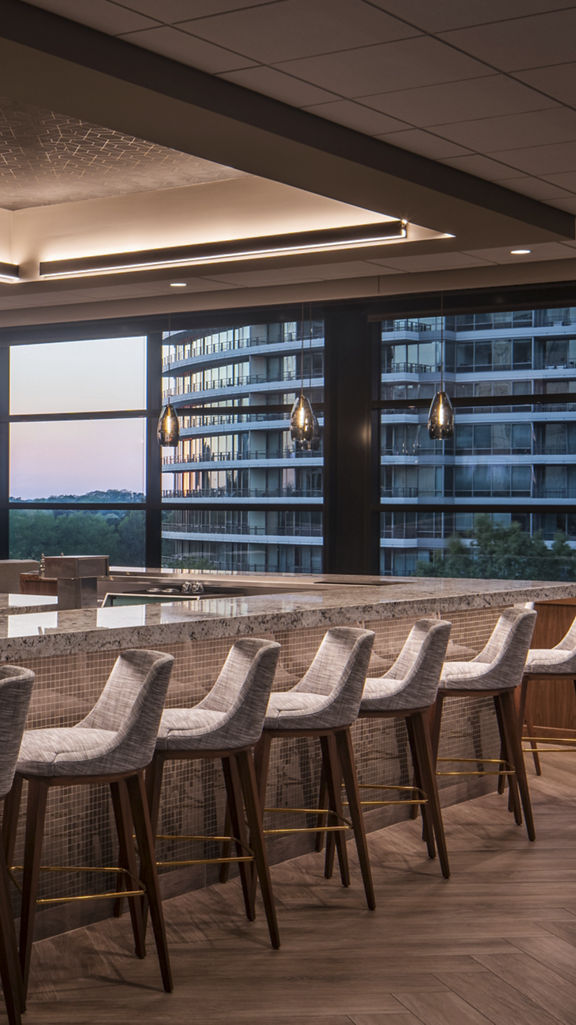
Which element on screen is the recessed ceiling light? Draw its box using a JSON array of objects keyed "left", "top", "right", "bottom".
[
  {"left": 170, "top": 281, "right": 188, "bottom": 287},
  {"left": 510, "top": 248, "right": 532, "bottom": 255}
]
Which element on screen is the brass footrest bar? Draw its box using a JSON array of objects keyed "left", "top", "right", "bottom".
[
  {"left": 263, "top": 805, "right": 351, "bottom": 837},
  {"left": 154, "top": 832, "right": 254, "bottom": 869},
  {"left": 10, "top": 863, "right": 145, "bottom": 904},
  {"left": 355, "top": 782, "right": 427, "bottom": 808},
  {"left": 436, "top": 756, "right": 514, "bottom": 777}
]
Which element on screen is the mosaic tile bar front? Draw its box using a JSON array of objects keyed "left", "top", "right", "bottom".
[{"left": 7, "top": 605, "right": 505, "bottom": 938}]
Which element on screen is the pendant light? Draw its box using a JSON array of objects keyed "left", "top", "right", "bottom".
[
  {"left": 157, "top": 317, "right": 180, "bottom": 447},
  {"left": 290, "top": 306, "right": 321, "bottom": 451},
  {"left": 428, "top": 296, "right": 454, "bottom": 440}
]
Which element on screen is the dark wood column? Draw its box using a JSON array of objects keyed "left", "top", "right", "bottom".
[
  {"left": 322, "top": 307, "right": 379, "bottom": 575},
  {"left": 0, "top": 346, "right": 8, "bottom": 559},
  {"left": 145, "top": 332, "right": 163, "bottom": 570}
]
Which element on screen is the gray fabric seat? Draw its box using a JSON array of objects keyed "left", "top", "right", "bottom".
[
  {"left": 157, "top": 637, "right": 280, "bottom": 751},
  {"left": 17, "top": 649, "right": 173, "bottom": 777},
  {"left": 440, "top": 607, "right": 537, "bottom": 691},
  {"left": 4, "top": 648, "right": 175, "bottom": 1002},
  {"left": 264, "top": 626, "right": 375, "bottom": 731},
  {"left": 148, "top": 637, "right": 282, "bottom": 950},
  {"left": 0, "top": 665, "right": 34, "bottom": 1025},
  {"left": 362, "top": 619, "right": 452, "bottom": 713},
  {"left": 431, "top": 607, "right": 537, "bottom": 843}
]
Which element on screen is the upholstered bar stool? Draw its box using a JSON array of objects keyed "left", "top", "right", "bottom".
[
  {"left": 431, "top": 607, "right": 537, "bottom": 840},
  {"left": 146, "top": 637, "right": 281, "bottom": 948},
  {"left": 520, "top": 614, "right": 576, "bottom": 774},
  {"left": 2, "top": 648, "right": 174, "bottom": 1002},
  {"left": 254, "top": 626, "right": 376, "bottom": 910},
  {"left": 357, "top": 618, "right": 452, "bottom": 878},
  {"left": 0, "top": 666, "right": 34, "bottom": 1025}
]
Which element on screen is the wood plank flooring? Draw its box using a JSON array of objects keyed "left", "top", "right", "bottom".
[{"left": 18, "top": 753, "right": 576, "bottom": 1025}]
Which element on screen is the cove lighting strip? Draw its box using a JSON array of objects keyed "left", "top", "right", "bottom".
[
  {"left": 39, "top": 220, "right": 407, "bottom": 280},
  {"left": 0, "top": 261, "right": 20, "bottom": 283}
]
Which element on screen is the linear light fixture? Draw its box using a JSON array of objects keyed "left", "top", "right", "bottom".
[
  {"left": 39, "top": 220, "right": 407, "bottom": 280},
  {"left": 0, "top": 262, "right": 20, "bottom": 284}
]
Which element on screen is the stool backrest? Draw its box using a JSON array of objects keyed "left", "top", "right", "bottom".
[
  {"left": 79, "top": 649, "right": 174, "bottom": 771},
  {"left": 0, "top": 665, "right": 34, "bottom": 797},
  {"left": 294, "top": 626, "right": 375, "bottom": 726},
  {"left": 554, "top": 614, "right": 576, "bottom": 652},
  {"left": 378, "top": 618, "right": 451, "bottom": 708},
  {"left": 196, "top": 637, "right": 281, "bottom": 748},
  {"left": 469, "top": 607, "right": 536, "bottom": 687}
]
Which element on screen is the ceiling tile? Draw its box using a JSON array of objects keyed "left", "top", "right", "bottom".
[
  {"left": 370, "top": 251, "right": 493, "bottom": 272},
  {"left": 276, "top": 37, "right": 490, "bottom": 97},
  {"left": 375, "top": 129, "right": 471, "bottom": 160},
  {"left": 539, "top": 170, "right": 576, "bottom": 191},
  {"left": 434, "top": 107, "right": 576, "bottom": 153},
  {"left": 180, "top": 0, "right": 418, "bottom": 65},
  {"left": 463, "top": 243, "right": 576, "bottom": 262},
  {"left": 488, "top": 141, "right": 576, "bottom": 176},
  {"left": 220, "top": 67, "right": 336, "bottom": 106},
  {"left": 118, "top": 0, "right": 275, "bottom": 22},
  {"left": 119, "top": 26, "right": 255, "bottom": 73},
  {"left": 22, "top": 0, "right": 158, "bottom": 34},
  {"left": 514, "top": 63, "right": 576, "bottom": 107},
  {"left": 493, "top": 176, "right": 576, "bottom": 200},
  {"left": 207, "top": 259, "right": 384, "bottom": 286},
  {"left": 440, "top": 10, "right": 576, "bottom": 72},
  {"left": 302, "top": 101, "right": 408, "bottom": 135},
  {"left": 443, "top": 153, "right": 531, "bottom": 179},
  {"left": 362, "top": 75, "right": 556, "bottom": 129},
  {"left": 366, "top": 0, "right": 576, "bottom": 32}
]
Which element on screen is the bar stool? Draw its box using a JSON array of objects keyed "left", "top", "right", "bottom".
[
  {"left": 254, "top": 626, "right": 376, "bottom": 909},
  {"left": 431, "top": 607, "right": 537, "bottom": 840},
  {"left": 0, "top": 665, "right": 34, "bottom": 1025},
  {"left": 2, "top": 648, "right": 174, "bottom": 1002},
  {"left": 357, "top": 618, "right": 452, "bottom": 878},
  {"left": 146, "top": 637, "right": 281, "bottom": 948},
  {"left": 520, "top": 614, "right": 576, "bottom": 774}
]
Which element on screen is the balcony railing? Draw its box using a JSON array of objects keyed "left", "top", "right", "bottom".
[
  {"left": 164, "top": 522, "right": 323, "bottom": 537},
  {"left": 163, "top": 487, "right": 323, "bottom": 499},
  {"left": 161, "top": 447, "right": 320, "bottom": 465}
]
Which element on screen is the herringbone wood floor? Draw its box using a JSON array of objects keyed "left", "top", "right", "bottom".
[{"left": 18, "top": 753, "right": 576, "bottom": 1025}]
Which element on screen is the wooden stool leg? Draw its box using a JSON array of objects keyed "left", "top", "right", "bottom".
[
  {"left": 406, "top": 717, "right": 435, "bottom": 860},
  {"left": 498, "top": 690, "right": 536, "bottom": 842},
  {"left": 19, "top": 777, "right": 49, "bottom": 1005},
  {"left": 319, "top": 735, "right": 350, "bottom": 887},
  {"left": 0, "top": 840, "right": 23, "bottom": 1025},
  {"left": 493, "top": 695, "right": 522, "bottom": 825},
  {"left": 2, "top": 777, "right": 22, "bottom": 868},
  {"left": 334, "top": 728, "right": 375, "bottom": 911},
  {"left": 235, "top": 750, "right": 280, "bottom": 951},
  {"left": 429, "top": 692, "right": 444, "bottom": 765},
  {"left": 411, "top": 710, "right": 450, "bottom": 879},
  {"left": 126, "top": 771, "right": 173, "bottom": 993},
  {"left": 221, "top": 756, "right": 255, "bottom": 923},
  {"left": 519, "top": 677, "right": 542, "bottom": 776},
  {"left": 110, "top": 780, "right": 146, "bottom": 958},
  {"left": 314, "top": 760, "right": 328, "bottom": 852}
]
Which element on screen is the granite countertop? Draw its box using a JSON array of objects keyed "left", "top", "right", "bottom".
[
  {"left": 0, "top": 593, "right": 58, "bottom": 615},
  {"left": 0, "top": 575, "right": 575, "bottom": 661}
]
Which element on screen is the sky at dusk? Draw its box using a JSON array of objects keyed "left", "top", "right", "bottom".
[{"left": 9, "top": 337, "right": 147, "bottom": 499}]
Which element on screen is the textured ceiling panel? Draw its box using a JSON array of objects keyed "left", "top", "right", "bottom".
[{"left": 0, "top": 97, "right": 244, "bottom": 209}]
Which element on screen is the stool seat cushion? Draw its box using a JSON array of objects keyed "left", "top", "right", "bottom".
[
  {"left": 264, "top": 689, "right": 349, "bottom": 731},
  {"left": 16, "top": 726, "right": 127, "bottom": 777},
  {"left": 157, "top": 706, "right": 253, "bottom": 751},
  {"left": 362, "top": 675, "right": 420, "bottom": 712},
  {"left": 525, "top": 647, "right": 576, "bottom": 675}
]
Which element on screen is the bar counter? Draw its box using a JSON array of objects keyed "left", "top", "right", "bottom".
[{"left": 2, "top": 572, "right": 575, "bottom": 939}]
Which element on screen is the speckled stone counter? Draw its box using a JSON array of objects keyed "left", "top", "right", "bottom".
[{"left": 3, "top": 574, "right": 574, "bottom": 940}]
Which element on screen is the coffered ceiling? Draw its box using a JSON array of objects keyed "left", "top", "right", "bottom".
[{"left": 0, "top": 0, "right": 576, "bottom": 325}]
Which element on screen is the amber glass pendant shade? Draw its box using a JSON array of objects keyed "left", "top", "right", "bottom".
[
  {"left": 290, "top": 393, "right": 321, "bottom": 451},
  {"left": 427, "top": 390, "right": 454, "bottom": 440},
  {"left": 157, "top": 399, "right": 180, "bottom": 447}
]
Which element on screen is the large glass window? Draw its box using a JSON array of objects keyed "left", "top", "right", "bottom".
[
  {"left": 380, "top": 305, "right": 576, "bottom": 580},
  {"left": 160, "top": 320, "right": 324, "bottom": 572}
]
